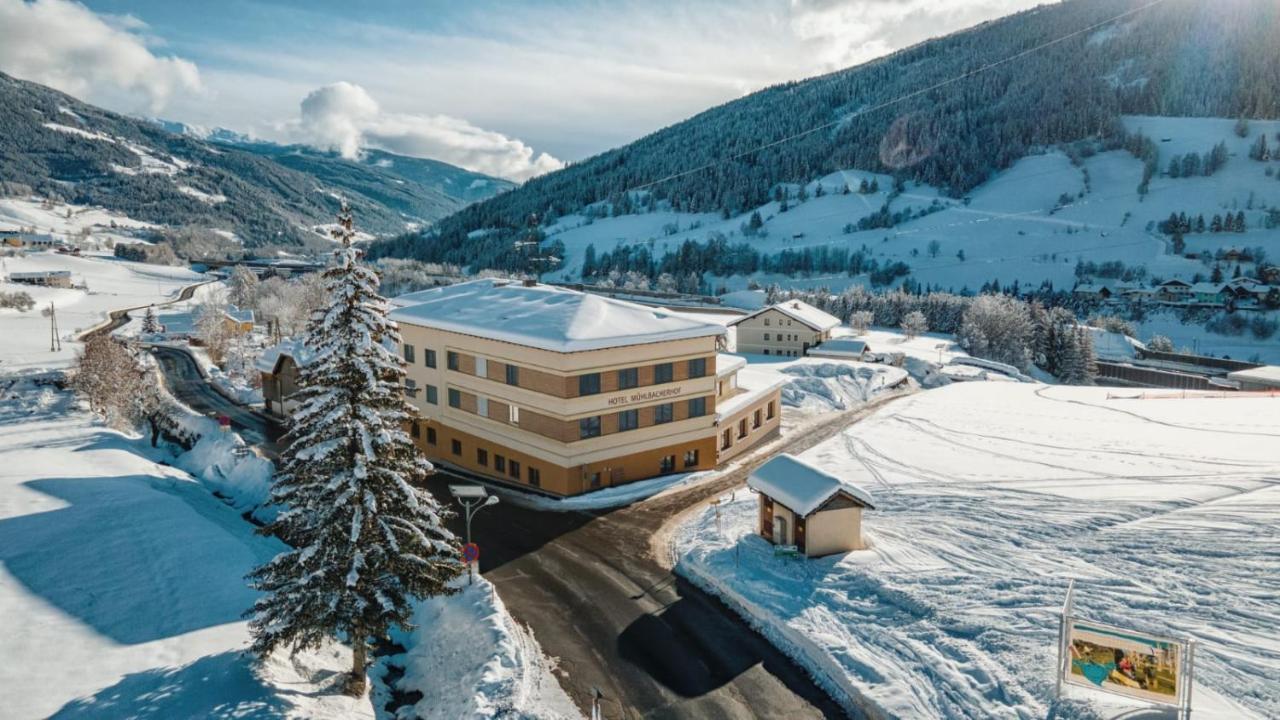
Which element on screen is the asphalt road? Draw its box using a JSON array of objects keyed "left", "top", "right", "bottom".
[
  {"left": 428, "top": 392, "right": 910, "bottom": 719},
  {"left": 149, "top": 345, "right": 285, "bottom": 451}
]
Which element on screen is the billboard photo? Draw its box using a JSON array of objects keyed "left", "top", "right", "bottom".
[{"left": 1064, "top": 620, "right": 1185, "bottom": 705}]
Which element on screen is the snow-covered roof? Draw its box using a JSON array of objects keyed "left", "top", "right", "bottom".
[
  {"left": 1190, "top": 282, "right": 1230, "bottom": 295},
  {"left": 1081, "top": 326, "right": 1141, "bottom": 361},
  {"left": 716, "top": 353, "right": 746, "bottom": 377},
  {"left": 1226, "top": 365, "right": 1280, "bottom": 388},
  {"left": 747, "top": 453, "right": 875, "bottom": 516},
  {"left": 389, "top": 279, "right": 726, "bottom": 353},
  {"left": 9, "top": 270, "right": 72, "bottom": 279},
  {"left": 158, "top": 311, "right": 197, "bottom": 336},
  {"left": 226, "top": 306, "right": 254, "bottom": 324},
  {"left": 255, "top": 339, "right": 315, "bottom": 373},
  {"left": 808, "top": 339, "right": 869, "bottom": 359},
  {"left": 732, "top": 300, "right": 841, "bottom": 333},
  {"left": 1159, "top": 279, "right": 1192, "bottom": 288}
]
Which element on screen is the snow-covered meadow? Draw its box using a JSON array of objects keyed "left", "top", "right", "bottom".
[
  {"left": 677, "top": 382, "right": 1280, "bottom": 719},
  {"left": 0, "top": 251, "right": 204, "bottom": 372}
]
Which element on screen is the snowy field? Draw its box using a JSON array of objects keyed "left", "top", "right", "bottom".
[
  {"left": 677, "top": 382, "right": 1280, "bottom": 719},
  {"left": 0, "top": 379, "right": 370, "bottom": 719},
  {"left": 0, "top": 251, "right": 204, "bottom": 372}
]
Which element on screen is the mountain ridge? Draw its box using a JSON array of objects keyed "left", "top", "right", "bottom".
[{"left": 0, "top": 72, "right": 510, "bottom": 250}]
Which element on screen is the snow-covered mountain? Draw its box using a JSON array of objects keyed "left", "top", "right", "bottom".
[
  {"left": 370, "top": 0, "right": 1280, "bottom": 282},
  {"left": 0, "top": 72, "right": 511, "bottom": 250}
]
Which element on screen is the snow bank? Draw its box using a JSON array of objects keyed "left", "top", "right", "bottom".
[
  {"left": 389, "top": 577, "right": 580, "bottom": 719},
  {"left": 676, "top": 383, "right": 1280, "bottom": 719},
  {"left": 173, "top": 432, "right": 275, "bottom": 520}
]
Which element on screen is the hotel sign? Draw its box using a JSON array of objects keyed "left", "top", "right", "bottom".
[{"left": 607, "top": 385, "right": 684, "bottom": 407}]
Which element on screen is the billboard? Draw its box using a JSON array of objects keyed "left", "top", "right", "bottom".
[{"left": 1064, "top": 619, "right": 1185, "bottom": 705}]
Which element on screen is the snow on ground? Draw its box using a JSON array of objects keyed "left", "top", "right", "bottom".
[
  {"left": 385, "top": 577, "right": 581, "bottom": 720},
  {"left": 0, "top": 196, "right": 158, "bottom": 243},
  {"left": 0, "top": 379, "right": 369, "bottom": 720},
  {"left": 538, "top": 116, "right": 1280, "bottom": 359},
  {"left": 676, "top": 382, "right": 1280, "bottom": 719},
  {"left": 0, "top": 252, "right": 204, "bottom": 372}
]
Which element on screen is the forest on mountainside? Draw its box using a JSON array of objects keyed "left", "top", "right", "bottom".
[{"left": 370, "top": 0, "right": 1280, "bottom": 272}]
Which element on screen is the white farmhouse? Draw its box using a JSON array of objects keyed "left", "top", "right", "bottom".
[{"left": 728, "top": 300, "right": 840, "bottom": 356}]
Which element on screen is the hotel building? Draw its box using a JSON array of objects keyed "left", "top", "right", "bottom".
[{"left": 389, "top": 279, "right": 783, "bottom": 497}]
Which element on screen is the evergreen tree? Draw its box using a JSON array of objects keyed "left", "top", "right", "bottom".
[
  {"left": 141, "top": 305, "right": 159, "bottom": 335},
  {"left": 247, "top": 205, "right": 460, "bottom": 696}
]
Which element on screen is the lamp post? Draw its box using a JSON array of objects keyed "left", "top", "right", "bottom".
[{"left": 449, "top": 484, "right": 499, "bottom": 584}]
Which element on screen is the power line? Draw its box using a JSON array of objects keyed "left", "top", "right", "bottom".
[{"left": 629, "top": 0, "right": 1172, "bottom": 194}]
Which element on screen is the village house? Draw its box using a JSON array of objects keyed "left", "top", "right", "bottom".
[
  {"left": 6, "top": 270, "right": 73, "bottom": 288},
  {"left": 390, "top": 279, "right": 783, "bottom": 497},
  {"left": 257, "top": 339, "right": 311, "bottom": 417},
  {"left": 728, "top": 299, "right": 841, "bottom": 356},
  {"left": 748, "top": 453, "right": 876, "bottom": 557},
  {"left": 1156, "top": 279, "right": 1193, "bottom": 302},
  {"left": 1072, "top": 283, "right": 1113, "bottom": 300},
  {"left": 1189, "top": 282, "right": 1233, "bottom": 305},
  {"left": 1, "top": 232, "right": 64, "bottom": 250}
]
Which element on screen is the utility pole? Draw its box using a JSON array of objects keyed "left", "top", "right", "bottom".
[{"left": 48, "top": 302, "right": 61, "bottom": 352}]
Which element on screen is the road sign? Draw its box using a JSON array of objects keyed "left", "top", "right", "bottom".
[{"left": 462, "top": 542, "right": 480, "bottom": 563}]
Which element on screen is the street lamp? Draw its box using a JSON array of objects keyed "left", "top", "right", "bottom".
[{"left": 449, "top": 484, "right": 499, "bottom": 584}]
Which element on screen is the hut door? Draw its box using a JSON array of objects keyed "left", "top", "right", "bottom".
[
  {"left": 794, "top": 517, "right": 806, "bottom": 554},
  {"left": 761, "top": 497, "right": 774, "bottom": 541},
  {"left": 773, "top": 516, "right": 788, "bottom": 546}
]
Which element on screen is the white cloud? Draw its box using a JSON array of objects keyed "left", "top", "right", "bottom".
[
  {"left": 788, "top": 0, "right": 1047, "bottom": 70},
  {"left": 289, "top": 82, "right": 563, "bottom": 182},
  {"left": 0, "top": 0, "right": 200, "bottom": 112}
]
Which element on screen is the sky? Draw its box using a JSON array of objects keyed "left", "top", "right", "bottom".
[{"left": 0, "top": 0, "right": 1052, "bottom": 181}]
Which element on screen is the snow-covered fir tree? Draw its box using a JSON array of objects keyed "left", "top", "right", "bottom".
[
  {"left": 247, "top": 204, "right": 460, "bottom": 696},
  {"left": 141, "top": 305, "right": 159, "bottom": 334}
]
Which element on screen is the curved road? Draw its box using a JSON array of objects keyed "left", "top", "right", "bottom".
[
  {"left": 424, "top": 391, "right": 910, "bottom": 719},
  {"left": 149, "top": 345, "right": 284, "bottom": 451}
]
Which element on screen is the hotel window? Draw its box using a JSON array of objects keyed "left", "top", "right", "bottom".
[
  {"left": 763, "top": 318, "right": 771, "bottom": 326},
  {"left": 688, "top": 357, "right": 707, "bottom": 378},
  {"left": 426, "top": 427, "right": 437, "bottom": 445},
  {"left": 580, "top": 416, "right": 601, "bottom": 439},
  {"left": 528, "top": 467, "right": 541, "bottom": 487},
  {"left": 494, "top": 455, "right": 506, "bottom": 473},
  {"left": 618, "top": 409, "right": 639, "bottom": 431},
  {"left": 447, "top": 351, "right": 459, "bottom": 371},
  {"left": 477, "top": 396, "right": 489, "bottom": 418},
  {"left": 764, "top": 333, "right": 770, "bottom": 341},
  {"left": 767, "top": 400, "right": 776, "bottom": 420},
  {"left": 509, "top": 404, "right": 520, "bottom": 424},
  {"left": 654, "top": 403, "right": 673, "bottom": 424},
  {"left": 403, "top": 344, "right": 415, "bottom": 363},
  {"left": 404, "top": 378, "right": 418, "bottom": 397},
  {"left": 753, "top": 409, "right": 762, "bottom": 429},
  {"left": 683, "top": 449, "right": 699, "bottom": 467},
  {"left": 738, "top": 418, "right": 748, "bottom": 439},
  {"left": 506, "top": 364, "right": 519, "bottom": 386},
  {"left": 687, "top": 396, "right": 706, "bottom": 418},
  {"left": 451, "top": 439, "right": 462, "bottom": 456},
  {"left": 721, "top": 429, "right": 732, "bottom": 450},
  {"left": 448, "top": 388, "right": 461, "bottom": 408},
  {"left": 425, "top": 349, "right": 436, "bottom": 368},
  {"left": 509, "top": 460, "right": 521, "bottom": 479},
  {"left": 477, "top": 448, "right": 488, "bottom": 466},
  {"left": 618, "top": 367, "right": 638, "bottom": 389},
  {"left": 659, "top": 455, "right": 676, "bottom": 473},
  {"left": 654, "top": 362, "right": 673, "bottom": 384},
  {"left": 475, "top": 357, "right": 488, "bottom": 378},
  {"left": 587, "top": 472, "right": 601, "bottom": 489},
  {"left": 426, "top": 385, "right": 438, "bottom": 405},
  {"left": 410, "top": 421, "right": 420, "bottom": 439},
  {"left": 579, "top": 373, "right": 601, "bottom": 396}
]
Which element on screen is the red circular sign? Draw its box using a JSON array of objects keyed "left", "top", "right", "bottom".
[{"left": 462, "top": 543, "right": 480, "bottom": 563}]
